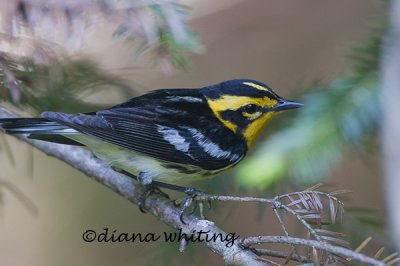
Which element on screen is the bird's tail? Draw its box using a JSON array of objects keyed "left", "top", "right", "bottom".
[
  {"left": 0, "top": 118, "right": 82, "bottom": 145},
  {"left": 0, "top": 118, "right": 68, "bottom": 134}
]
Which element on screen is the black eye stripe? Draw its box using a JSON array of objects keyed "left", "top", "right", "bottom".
[
  {"left": 243, "top": 104, "right": 260, "bottom": 114},
  {"left": 220, "top": 109, "right": 250, "bottom": 128}
]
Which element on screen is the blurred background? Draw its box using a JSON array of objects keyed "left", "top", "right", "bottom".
[{"left": 0, "top": 0, "right": 393, "bottom": 265}]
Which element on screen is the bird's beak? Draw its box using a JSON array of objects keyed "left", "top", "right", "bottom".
[{"left": 273, "top": 99, "right": 304, "bottom": 112}]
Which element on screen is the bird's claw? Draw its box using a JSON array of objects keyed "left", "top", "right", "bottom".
[{"left": 175, "top": 188, "right": 208, "bottom": 224}]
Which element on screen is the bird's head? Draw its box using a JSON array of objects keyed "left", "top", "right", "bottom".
[{"left": 202, "top": 79, "right": 303, "bottom": 147}]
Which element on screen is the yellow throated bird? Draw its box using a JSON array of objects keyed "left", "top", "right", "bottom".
[{"left": 0, "top": 79, "right": 302, "bottom": 186}]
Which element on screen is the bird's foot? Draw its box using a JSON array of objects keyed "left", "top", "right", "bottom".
[
  {"left": 148, "top": 181, "right": 211, "bottom": 224},
  {"left": 110, "top": 169, "right": 211, "bottom": 223},
  {"left": 173, "top": 187, "right": 211, "bottom": 224}
]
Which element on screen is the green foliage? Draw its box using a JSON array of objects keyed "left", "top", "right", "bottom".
[
  {"left": 236, "top": 24, "right": 384, "bottom": 188},
  {"left": 0, "top": 1, "right": 204, "bottom": 111},
  {"left": 0, "top": 56, "right": 133, "bottom": 114},
  {"left": 114, "top": 1, "right": 203, "bottom": 71},
  {"left": 1, "top": 1, "right": 202, "bottom": 75}
]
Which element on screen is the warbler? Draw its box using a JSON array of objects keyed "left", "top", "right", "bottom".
[{"left": 0, "top": 79, "right": 302, "bottom": 186}]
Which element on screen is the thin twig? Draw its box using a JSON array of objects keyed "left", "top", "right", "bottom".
[
  {"left": 271, "top": 207, "right": 300, "bottom": 262},
  {"left": 280, "top": 204, "right": 321, "bottom": 241},
  {"left": 252, "top": 248, "right": 309, "bottom": 263},
  {"left": 196, "top": 191, "right": 335, "bottom": 241},
  {"left": 195, "top": 194, "right": 274, "bottom": 204},
  {"left": 241, "top": 236, "right": 387, "bottom": 266}
]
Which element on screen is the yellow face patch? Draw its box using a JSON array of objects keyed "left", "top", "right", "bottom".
[
  {"left": 242, "top": 111, "right": 262, "bottom": 120},
  {"left": 244, "top": 112, "right": 275, "bottom": 148},
  {"left": 243, "top": 82, "right": 270, "bottom": 92},
  {"left": 207, "top": 95, "right": 277, "bottom": 112},
  {"left": 207, "top": 95, "right": 277, "bottom": 133}
]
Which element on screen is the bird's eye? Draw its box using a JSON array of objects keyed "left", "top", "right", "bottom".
[{"left": 244, "top": 104, "right": 260, "bottom": 114}]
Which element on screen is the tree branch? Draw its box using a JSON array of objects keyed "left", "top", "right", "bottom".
[
  {"left": 0, "top": 107, "right": 266, "bottom": 266},
  {"left": 241, "top": 236, "right": 387, "bottom": 266},
  {"left": 252, "top": 248, "right": 309, "bottom": 264}
]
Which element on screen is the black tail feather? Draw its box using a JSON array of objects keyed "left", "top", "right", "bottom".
[
  {"left": 0, "top": 118, "right": 82, "bottom": 146},
  {"left": 0, "top": 118, "right": 61, "bottom": 133},
  {"left": 28, "top": 134, "right": 83, "bottom": 146}
]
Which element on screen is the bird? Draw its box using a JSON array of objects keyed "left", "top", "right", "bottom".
[{"left": 0, "top": 79, "right": 302, "bottom": 188}]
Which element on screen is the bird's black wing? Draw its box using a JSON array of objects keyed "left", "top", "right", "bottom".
[{"left": 42, "top": 90, "right": 245, "bottom": 171}]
